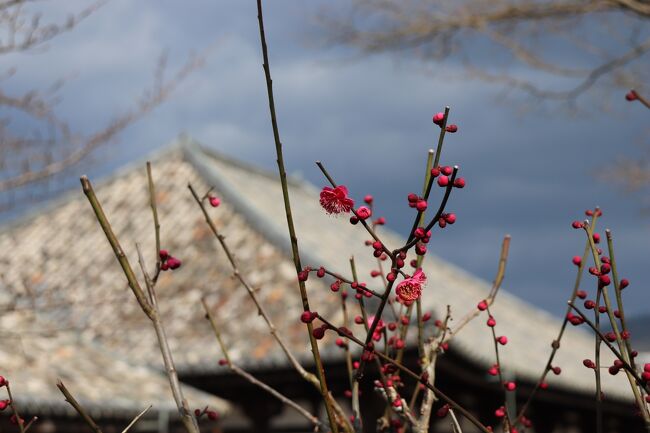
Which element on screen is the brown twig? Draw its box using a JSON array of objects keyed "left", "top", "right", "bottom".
[
  {"left": 146, "top": 162, "right": 162, "bottom": 280},
  {"left": 57, "top": 380, "right": 152, "bottom": 433},
  {"left": 201, "top": 299, "right": 321, "bottom": 428},
  {"left": 57, "top": 380, "right": 103, "bottom": 433},
  {"left": 254, "top": 1, "right": 340, "bottom": 430}
]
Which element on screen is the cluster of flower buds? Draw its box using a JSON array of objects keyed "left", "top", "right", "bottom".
[
  {"left": 566, "top": 311, "right": 585, "bottom": 326},
  {"left": 159, "top": 250, "right": 181, "bottom": 271},
  {"left": 607, "top": 359, "right": 624, "bottom": 375},
  {"left": 297, "top": 266, "right": 311, "bottom": 282},
  {"left": 350, "top": 281, "right": 373, "bottom": 300},
  {"left": 194, "top": 407, "right": 220, "bottom": 421},
  {"left": 370, "top": 240, "right": 385, "bottom": 258},
  {"left": 429, "top": 165, "right": 465, "bottom": 188},
  {"left": 432, "top": 112, "right": 458, "bottom": 133},
  {"left": 312, "top": 324, "right": 330, "bottom": 340},
  {"left": 407, "top": 193, "right": 428, "bottom": 212},
  {"left": 300, "top": 310, "right": 318, "bottom": 323},
  {"left": 413, "top": 226, "right": 432, "bottom": 256},
  {"left": 437, "top": 212, "right": 456, "bottom": 228}
]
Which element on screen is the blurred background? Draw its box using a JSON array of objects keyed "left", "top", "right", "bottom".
[{"left": 0, "top": 0, "right": 649, "bottom": 323}]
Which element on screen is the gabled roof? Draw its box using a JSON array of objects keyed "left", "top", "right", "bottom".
[{"left": 0, "top": 135, "right": 632, "bottom": 412}]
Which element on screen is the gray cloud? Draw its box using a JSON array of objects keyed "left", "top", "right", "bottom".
[{"left": 2, "top": 0, "right": 649, "bottom": 318}]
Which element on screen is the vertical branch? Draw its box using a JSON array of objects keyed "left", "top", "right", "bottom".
[
  {"left": 605, "top": 230, "right": 636, "bottom": 367},
  {"left": 594, "top": 280, "right": 603, "bottom": 433},
  {"left": 583, "top": 222, "right": 650, "bottom": 426},
  {"left": 432, "top": 107, "right": 450, "bottom": 168},
  {"left": 254, "top": 1, "right": 340, "bottom": 431},
  {"left": 146, "top": 162, "right": 162, "bottom": 278}
]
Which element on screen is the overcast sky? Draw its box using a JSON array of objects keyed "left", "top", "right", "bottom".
[{"left": 2, "top": 1, "right": 649, "bottom": 319}]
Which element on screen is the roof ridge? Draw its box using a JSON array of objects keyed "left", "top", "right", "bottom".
[
  {"left": 180, "top": 138, "right": 325, "bottom": 269},
  {"left": 0, "top": 137, "right": 185, "bottom": 234}
]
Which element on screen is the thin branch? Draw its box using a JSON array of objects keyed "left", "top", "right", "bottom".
[
  {"left": 201, "top": 298, "right": 321, "bottom": 428},
  {"left": 57, "top": 380, "right": 103, "bottom": 433},
  {"left": 254, "top": 1, "right": 341, "bottom": 430},
  {"left": 188, "top": 183, "right": 322, "bottom": 387},
  {"left": 80, "top": 176, "right": 154, "bottom": 319},
  {"left": 146, "top": 162, "right": 162, "bottom": 281},
  {"left": 121, "top": 405, "right": 153, "bottom": 433}
]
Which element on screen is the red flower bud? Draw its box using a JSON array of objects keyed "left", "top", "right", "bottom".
[
  {"left": 453, "top": 177, "right": 466, "bottom": 188},
  {"left": 571, "top": 221, "right": 583, "bottom": 229},
  {"left": 312, "top": 327, "right": 326, "bottom": 340},
  {"left": 167, "top": 257, "right": 182, "bottom": 270},
  {"left": 364, "top": 194, "right": 373, "bottom": 204},
  {"left": 477, "top": 300, "right": 488, "bottom": 311},
  {"left": 445, "top": 124, "right": 458, "bottom": 133},
  {"left": 437, "top": 176, "right": 449, "bottom": 187},
  {"left": 576, "top": 290, "right": 587, "bottom": 299},
  {"left": 497, "top": 336, "right": 508, "bottom": 345},
  {"left": 209, "top": 196, "right": 221, "bottom": 208},
  {"left": 300, "top": 311, "right": 318, "bottom": 323},
  {"left": 433, "top": 112, "right": 445, "bottom": 125},
  {"left": 619, "top": 278, "right": 629, "bottom": 289},
  {"left": 625, "top": 90, "right": 638, "bottom": 101},
  {"left": 356, "top": 206, "right": 372, "bottom": 220},
  {"left": 572, "top": 256, "right": 582, "bottom": 266},
  {"left": 416, "top": 200, "right": 427, "bottom": 212}
]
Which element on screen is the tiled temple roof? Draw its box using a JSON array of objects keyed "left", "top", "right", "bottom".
[{"left": 0, "top": 136, "right": 633, "bottom": 416}]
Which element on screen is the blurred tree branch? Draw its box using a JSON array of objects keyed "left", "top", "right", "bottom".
[
  {"left": 322, "top": 0, "right": 650, "bottom": 104},
  {"left": 0, "top": 1, "right": 205, "bottom": 200}
]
